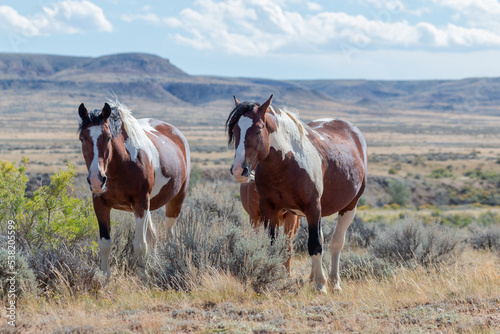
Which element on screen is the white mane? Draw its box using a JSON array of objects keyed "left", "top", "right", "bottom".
[
  {"left": 269, "top": 106, "right": 306, "bottom": 137},
  {"left": 107, "top": 98, "right": 160, "bottom": 169}
]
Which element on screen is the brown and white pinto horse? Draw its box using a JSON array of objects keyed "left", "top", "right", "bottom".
[
  {"left": 240, "top": 180, "right": 300, "bottom": 273},
  {"left": 227, "top": 95, "right": 367, "bottom": 293},
  {"left": 78, "top": 100, "right": 190, "bottom": 277}
]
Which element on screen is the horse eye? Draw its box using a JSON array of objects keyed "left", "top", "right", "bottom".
[
  {"left": 79, "top": 138, "right": 83, "bottom": 143},
  {"left": 256, "top": 130, "right": 262, "bottom": 135},
  {"left": 107, "top": 137, "right": 111, "bottom": 142}
]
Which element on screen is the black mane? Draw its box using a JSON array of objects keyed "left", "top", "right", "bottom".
[
  {"left": 78, "top": 107, "right": 122, "bottom": 138},
  {"left": 225, "top": 101, "right": 260, "bottom": 145}
]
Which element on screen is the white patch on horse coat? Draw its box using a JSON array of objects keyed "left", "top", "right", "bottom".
[
  {"left": 165, "top": 217, "right": 177, "bottom": 233},
  {"left": 108, "top": 100, "right": 171, "bottom": 199},
  {"left": 137, "top": 118, "right": 172, "bottom": 199},
  {"left": 269, "top": 110, "right": 324, "bottom": 196},
  {"left": 99, "top": 237, "right": 112, "bottom": 277},
  {"left": 133, "top": 210, "right": 152, "bottom": 262},
  {"left": 329, "top": 208, "right": 356, "bottom": 289},
  {"left": 311, "top": 253, "right": 327, "bottom": 293},
  {"left": 108, "top": 101, "right": 159, "bottom": 169},
  {"left": 290, "top": 209, "right": 306, "bottom": 216},
  {"left": 310, "top": 118, "right": 335, "bottom": 141},
  {"left": 313, "top": 118, "right": 335, "bottom": 123},
  {"left": 233, "top": 116, "right": 253, "bottom": 168}
]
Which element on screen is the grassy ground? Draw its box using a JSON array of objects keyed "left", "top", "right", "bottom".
[{"left": 2, "top": 248, "right": 498, "bottom": 333}]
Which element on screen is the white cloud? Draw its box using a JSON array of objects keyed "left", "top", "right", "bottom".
[
  {"left": 306, "top": 2, "right": 322, "bottom": 11},
  {"left": 121, "top": 13, "right": 161, "bottom": 24},
  {"left": 434, "top": 0, "right": 500, "bottom": 32},
  {"left": 122, "top": 0, "right": 500, "bottom": 56},
  {"left": 0, "top": 1, "right": 112, "bottom": 37}
]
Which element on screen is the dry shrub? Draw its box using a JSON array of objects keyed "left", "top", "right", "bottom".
[
  {"left": 467, "top": 223, "right": 500, "bottom": 253},
  {"left": 340, "top": 252, "right": 395, "bottom": 280},
  {"left": 148, "top": 182, "right": 291, "bottom": 292},
  {"left": 0, "top": 249, "right": 37, "bottom": 300},
  {"left": 371, "top": 216, "right": 464, "bottom": 267},
  {"left": 295, "top": 216, "right": 378, "bottom": 254},
  {"left": 27, "top": 243, "right": 105, "bottom": 295},
  {"left": 108, "top": 213, "right": 138, "bottom": 275},
  {"left": 346, "top": 216, "right": 379, "bottom": 248},
  {"left": 293, "top": 219, "right": 308, "bottom": 254}
]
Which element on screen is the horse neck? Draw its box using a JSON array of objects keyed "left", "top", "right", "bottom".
[
  {"left": 266, "top": 110, "right": 308, "bottom": 157},
  {"left": 260, "top": 111, "right": 324, "bottom": 195},
  {"left": 108, "top": 133, "right": 128, "bottom": 168}
]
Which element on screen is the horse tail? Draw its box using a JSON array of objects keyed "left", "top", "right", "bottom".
[{"left": 146, "top": 213, "right": 157, "bottom": 250}]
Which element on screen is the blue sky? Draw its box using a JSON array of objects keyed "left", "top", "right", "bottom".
[{"left": 1, "top": 0, "right": 500, "bottom": 80}]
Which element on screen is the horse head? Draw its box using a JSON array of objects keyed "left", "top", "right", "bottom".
[
  {"left": 227, "top": 95, "right": 274, "bottom": 183},
  {"left": 78, "top": 103, "right": 114, "bottom": 194}
]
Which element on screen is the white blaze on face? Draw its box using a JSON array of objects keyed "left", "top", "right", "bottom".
[
  {"left": 232, "top": 116, "right": 253, "bottom": 177},
  {"left": 88, "top": 126, "right": 103, "bottom": 189}
]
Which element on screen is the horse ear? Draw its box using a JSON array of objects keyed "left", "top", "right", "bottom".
[
  {"left": 102, "top": 103, "right": 111, "bottom": 119},
  {"left": 258, "top": 94, "right": 273, "bottom": 117},
  {"left": 78, "top": 103, "right": 88, "bottom": 120},
  {"left": 233, "top": 95, "right": 240, "bottom": 106}
]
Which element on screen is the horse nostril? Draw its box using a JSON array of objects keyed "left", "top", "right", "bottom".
[
  {"left": 87, "top": 176, "right": 91, "bottom": 185},
  {"left": 230, "top": 166, "right": 234, "bottom": 175},
  {"left": 242, "top": 167, "right": 249, "bottom": 177},
  {"left": 101, "top": 175, "right": 107, "bottom": 186}
]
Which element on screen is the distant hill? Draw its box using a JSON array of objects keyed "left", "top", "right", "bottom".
[{"left": 0, "top": 52, "right": 499, "bottom": 118}]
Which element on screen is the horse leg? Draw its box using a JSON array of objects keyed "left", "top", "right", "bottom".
[
  {"left": 164, "top": 181, "right": 189, "bottom": 238},
  {"left": 93, "top": 197, "right": 112, "bottom": 278},
  {"left": 306, "top": 203, "right": 327, "bottom": 294},
  {"left": 259, "top": 200, "right": 280, "bottom": 243},
  {"left": 282, "top": 212, "right": 298, "bottom": 275},
  {"left": 329, "top": 208, "right": 356, "bottom": 292},
  {"left": 133, "top": 198, "right": 151, "bottom": 277}
]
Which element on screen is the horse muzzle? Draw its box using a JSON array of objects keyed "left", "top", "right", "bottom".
[
  {"left": 87, "top": 172, "right": 107, "bottom": 193},
  {"left": 230, "top": 163, "right": 251, "bottom": 183}
]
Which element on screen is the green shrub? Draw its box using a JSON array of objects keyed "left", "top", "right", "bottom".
[
  {"left": 465, "top": 168, "right": 500, "bottom": 183},
  {"left": 0, "top": 160, "right": 97, "bottom": 250},
  {"left": 388, "top": 167, "right": 398, "bottom": 175},
  {"left": 189, "top": 163, "right": 204, "bottom": 189},
  {"left": 387, "top": 179, "right": 411, "bottom": 207},
  {"left": 429, "top": 166, "right": 453, "bottom": 178},
  {"left": 440, "top": 213, "right": 473, "bottom": 227}
]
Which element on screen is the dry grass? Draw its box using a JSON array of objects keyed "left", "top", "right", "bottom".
[{"left": 4, "top": 249, "right": 499, "bottom": 333}]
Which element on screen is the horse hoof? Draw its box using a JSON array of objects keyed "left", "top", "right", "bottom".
[{"left": 317, "top": 285, "right": 328, "bottom": 295}]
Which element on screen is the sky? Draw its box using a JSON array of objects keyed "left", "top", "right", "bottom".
[{"left": 0, "top": 0, "right": 500, "bottom": 80}]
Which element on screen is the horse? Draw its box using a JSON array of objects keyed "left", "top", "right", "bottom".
[
  {"left": 226, "top": 95, "right": 367, "bottom": 293},
  {"left": 240, "top": 180, "right": 300, "bottom": 274},
  {"left": 78, "top": 100, "right": 190, "bottom": 277}
]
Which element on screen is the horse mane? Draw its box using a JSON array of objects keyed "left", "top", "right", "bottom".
[
  {"left": 225, "top": 100, "right": 260, "bottom": 145},
  {"left": 107, "top": 98, "right": 160, "bottom": 169},
  {"left": 78, "top": 105, "right": 122, "bottom": 138},
  {"left": 225, "top": 101, "right": 306, "bottom": 145},
  {"left": 270, "top": 106, "right": 305, "bottom": 138}
]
